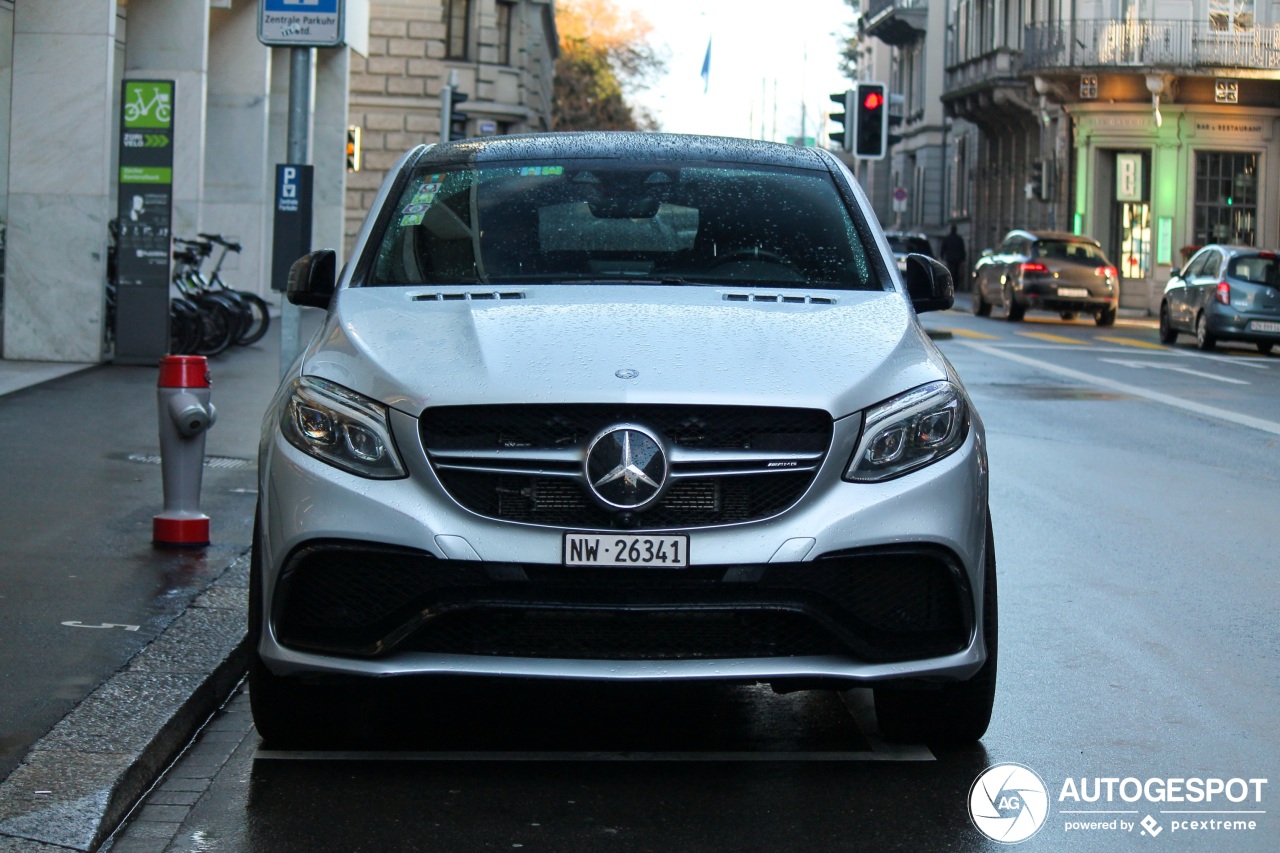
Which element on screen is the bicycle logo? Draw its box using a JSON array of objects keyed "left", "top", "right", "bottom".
[{"left": 124, "top": 83, "right": 172, "bottom": 128}]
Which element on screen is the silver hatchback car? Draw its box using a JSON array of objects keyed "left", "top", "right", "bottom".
[
  {"left": 1160, "top": 244, "right": 1280, "bottom": 354},
  {"left": 252, "top": 133, "right": 995, "bottom": 747}
]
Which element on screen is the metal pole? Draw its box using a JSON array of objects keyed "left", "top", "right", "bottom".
[{"left": 280, "top": 46, "right": 313, "bottom": 378}]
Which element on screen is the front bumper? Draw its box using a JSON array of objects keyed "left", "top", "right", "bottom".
[{"left": 256, "top": 405, "right": 991, "bottom": 685}]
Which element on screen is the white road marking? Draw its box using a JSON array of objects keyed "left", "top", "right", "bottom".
[
  {"left": 1097, "top": 358, "right": 1251, "bottom": 385},
  {"left": 961, "top": 341, "right": 1280, "bottom": 438},
  {"left": 61, "top": 621, "right": 141, "bottom": 631}
]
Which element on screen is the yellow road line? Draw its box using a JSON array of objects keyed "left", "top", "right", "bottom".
[
  {"left": 1095, "top": 335, "right": 1167, "bottom": 350},
  {"left": 939, "top": 328, "right": 1002, "bottom": 340},
  {"left": 1016, "top": 331, "right": 1090, "bottom": 345}
]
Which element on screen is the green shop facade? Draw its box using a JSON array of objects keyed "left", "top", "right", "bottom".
[
  {"left": 1070, "top": 101, "right": 1279, "bottom": 313},
  {"left": 1021, "top": 17, "right": 1280, "bottom": 315}
]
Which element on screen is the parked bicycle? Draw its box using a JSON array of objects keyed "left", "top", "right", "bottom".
[{"left": 173, "top": 234, "right": 271, "bottom": 347}]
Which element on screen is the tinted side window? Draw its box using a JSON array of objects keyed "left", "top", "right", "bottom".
[{"left": 1196, "top": 250, "right": 1223, "bottom": 279}]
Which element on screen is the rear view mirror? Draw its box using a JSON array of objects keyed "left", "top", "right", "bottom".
[
  {"left": 287, "top": 249, "right": 337, "bottom": 309},
  {"left": 904, "top": 254, "right": 954, "bottom": 314}
]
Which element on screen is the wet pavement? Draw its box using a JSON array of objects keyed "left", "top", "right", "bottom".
[{"left": 0, "top": 313, "right": 318, "bottom": 850}]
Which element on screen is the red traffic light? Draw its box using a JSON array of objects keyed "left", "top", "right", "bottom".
[{"left": 863, "top": 91, "right": 884, "bottom": 111}]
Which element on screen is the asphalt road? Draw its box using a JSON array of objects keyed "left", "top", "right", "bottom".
[{"left": 107, "top": 303, "right": 1280, "bottom": 852}]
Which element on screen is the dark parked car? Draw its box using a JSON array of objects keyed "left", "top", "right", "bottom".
[
  {"left": 884, "top": 231, "right": 933, "bottom": 271},
  {"left": 972, "top": 229, "right": 1119, "bottom": 325},
  {"left": 1159, "top": 245, "right": 1280, "bottom": 354}
]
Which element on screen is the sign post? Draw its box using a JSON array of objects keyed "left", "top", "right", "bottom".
[
  {"left": 258, "top": 0, "right": 346, "bottom": 375},
  {"left": 115, "top": 79, "right": 176, "bottom": 365}
]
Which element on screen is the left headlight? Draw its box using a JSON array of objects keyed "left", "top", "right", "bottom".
[
  {"left": 281, "top": 376, "right": 407, "bottom": 479},
  {"left": 845, "top": 380, "right": 969, "bottom": 482}
]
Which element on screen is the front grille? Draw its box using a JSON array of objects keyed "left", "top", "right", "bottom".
[
  {"left": 421, "top": 404, "right": 832, "bottom": 530},
  {"left": 273, "top": 542, "right": 970, "bottom": 663}
]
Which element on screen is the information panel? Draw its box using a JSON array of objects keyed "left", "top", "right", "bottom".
[{"left": 115, "top": 79, "right": 175, "bottom": 364}]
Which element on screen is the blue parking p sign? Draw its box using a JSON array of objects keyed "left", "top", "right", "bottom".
[{"left": 259, "top": 0, "right": 344, "bottom": 48}]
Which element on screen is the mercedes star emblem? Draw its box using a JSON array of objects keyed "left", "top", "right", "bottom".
[{"left": 584, "top": 425, "right": 668, "bottom": 510}]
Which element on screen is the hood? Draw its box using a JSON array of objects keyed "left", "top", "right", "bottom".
[{"left": 300, "top": 285, "right": 949, "bottom": 418}]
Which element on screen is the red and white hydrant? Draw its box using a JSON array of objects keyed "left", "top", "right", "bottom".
[{"left": 153, "top": 355, "right": 216, "bottom": 547}]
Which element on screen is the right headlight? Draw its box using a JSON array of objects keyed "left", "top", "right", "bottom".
[
  {"left": 280, "top": 376, "right": 407, "bottom": 479},
  {"left": 844, "top": 380, "right": 970, "bottom": 482}
]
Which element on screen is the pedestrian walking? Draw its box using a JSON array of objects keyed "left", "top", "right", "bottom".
[{"left": 941, "top": 224, "right": 967, "bottom": 290}]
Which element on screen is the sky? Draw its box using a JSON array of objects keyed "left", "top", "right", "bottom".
[{"left": 611, "top": 0, "right": 857, "bottom": 143}]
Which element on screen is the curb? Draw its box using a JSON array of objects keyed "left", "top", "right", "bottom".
[{"left": 0, "top": 551, "right": 251, "bottom": 852}]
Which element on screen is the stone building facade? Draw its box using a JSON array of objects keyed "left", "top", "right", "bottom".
[{"left": 344, "top": 0, "right": 557, "bottom": 248}]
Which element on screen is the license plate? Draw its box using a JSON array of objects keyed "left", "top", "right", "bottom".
[
  {"left": 1249, "top": 320, "right": 1280, "bottom": 333},
  {"left": 564, "top": 533, "right": 689, "bottom": 567},
  {"left": 1057, "top": 287, "right": 1089, "bottom": 297}
]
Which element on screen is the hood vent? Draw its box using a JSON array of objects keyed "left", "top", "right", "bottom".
[
  {"left": 723, "top": 292, "right": 835, "bottom": 305},
  {"left": 412, "top": 291, "right": 526, "bottom": 302}
]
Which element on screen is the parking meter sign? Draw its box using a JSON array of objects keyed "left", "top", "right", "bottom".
[
  {"left": 258, "top": 0, "right": 345, "bottom": 48},
  {"left": 272, "top": 164, "right": 313, "bottom": 292}
]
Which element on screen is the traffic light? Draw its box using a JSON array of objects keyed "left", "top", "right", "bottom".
[
  {"left": 1030, "top": 160, "right": 1053, "bottom": 201},
  {"left": 828, "top": 89, "right": 854, "bottom": 152},
  {"left": 346, "top": 125, "right": 361, "bottom": 172},
  {"left": 854, "top": 82, "right": 888, "bottom": 159},
  {"left": 448, "top": 87, "right": 469, "bottom": 141},
  {"left": 440, "top": 83, "right": 471, "bottom": 143}
]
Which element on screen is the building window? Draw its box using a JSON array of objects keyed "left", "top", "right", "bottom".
[
  {"left": 1209, "top": 0, "right": 1254, "bottom": 31},
  {"left": 1194, "top": 151, "right": 1257, "bottom": 246},
  {"left": 446, "top": 0, "right": 471, "bottom": 59},
  {"left": 496, "top": 1, "right": 515, "bottom": 66}
]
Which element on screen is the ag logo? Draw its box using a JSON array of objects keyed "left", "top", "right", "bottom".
[{"left": 969, "top": 762, "right": 1050, "bottom": 843}]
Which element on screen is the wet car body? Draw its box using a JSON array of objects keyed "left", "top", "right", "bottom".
[
  {"left": 972, "top": 229, "right": 1119, "bottom": 325},
  {"left": 1159, "top": 244, "right": 1280, "bottom": 354},
  {"left": 252, "top": 132, "right": 995, "bottom": 747}
]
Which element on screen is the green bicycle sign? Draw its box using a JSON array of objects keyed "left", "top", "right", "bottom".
[{"left": 123, "top": 81, "right": 173, "bottom": 129}]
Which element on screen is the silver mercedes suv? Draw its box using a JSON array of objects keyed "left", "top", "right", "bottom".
[{"left": 252, "top": 133, "right": 995, "bottom": 746}]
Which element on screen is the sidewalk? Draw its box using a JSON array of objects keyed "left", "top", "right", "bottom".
[{"left": 0, "top": 322, "right": 305, "bottom": 851}]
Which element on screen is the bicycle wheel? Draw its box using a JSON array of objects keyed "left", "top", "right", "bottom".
[
  {"left": 170, "top": 297, "right": 203, "bottom": 354},
  {"left": 235, "top": 292, "right": 272, "bottom": 345},
  {"left": 193, "top": 296, "right": 235, "bottom": 357},
  {"left": 212, "top": 289, "right": 254, "bottom": 345}
]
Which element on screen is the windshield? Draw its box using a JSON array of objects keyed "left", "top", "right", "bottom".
[{"left": 369, "top": 160, "right": 879, "bottom": 290}]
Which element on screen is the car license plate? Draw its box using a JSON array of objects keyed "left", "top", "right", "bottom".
[
  {"left": 1057, "top": 287, "right": 1089, "bottom": 297},
  {"left": 1249, "top": 320, "right": 1280, "bottom": 334},
  {"left": 564, "top": 533, "right": 689, "bottom": 567}
]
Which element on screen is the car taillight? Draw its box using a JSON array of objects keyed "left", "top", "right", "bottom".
[
  {"left": 1096, "top": 265, "right": 1118, "bottom": 279},
  {"left": 1215, "top": 281, "right": 1231, "bottom": 305},
  {"left": 1019, "top": 262, "right": 1049, "bottom": 273},
  {"left": 1259, "top": 252, "right": 1277, "bottom": 260}
]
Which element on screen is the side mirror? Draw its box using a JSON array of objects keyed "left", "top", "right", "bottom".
[
  {"left": 287, "top": 249, "right": 337, "bottom": 309},
  {"left": 904, "top": 254, "right": 954, "bottom": 314},
  {"left": 980, "top": 248, "right": 993, "bottom": 258},
  {"left": 1169, "top": 267, "right": 1181, "bottom": 279}
]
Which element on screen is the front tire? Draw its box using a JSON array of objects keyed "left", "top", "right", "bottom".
[
  {"left": 973, "top": 285, "right": 992, "bottom": 317},
  {"left": 248, "top": 510, "right": 347, "bottom": 748},
  {"left": 1158, "top": 303, "right": 1178, "bottom": 343},
  {"left": 1196, "top": 312, "right": 1217, "bottom": 351},
  {"left": 874, "top": 515, "right": 997, "bottom": 746}
]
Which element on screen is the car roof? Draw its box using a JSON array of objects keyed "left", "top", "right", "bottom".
[
  {"left": 1196, "top": 244, "right": 1273, "bottom": 256},
  {"left": 1005, "top": 229, "right": 1101, "bottom": 245},
  {"left": 412, "top": 132, "right": 835, "bottom": 171}
]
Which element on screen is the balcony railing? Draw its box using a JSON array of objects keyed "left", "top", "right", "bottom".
[
  {"left": 865, "top": 0, "right": 926, "bottom": 23},
  {"left": 1023, "top": 19, "right": 1280, "bottom": 71}
]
